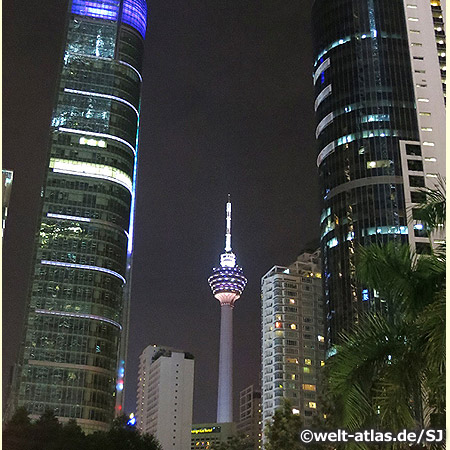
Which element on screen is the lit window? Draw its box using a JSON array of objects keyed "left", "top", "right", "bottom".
[
  {"left": 424, "top": 157, "right": 437, "bottom": 162},
  {"left": 317, "top": 335, "right": 325, "bottom": 343},
  {"left": 419, "top": 112, "right": 431, "bottom": 116},
  {"left": 408, "top": 17, "right": 419, "bottom": 21},
  {"left": 426, "top": 173, "right": 438, "bottom": 178},
  {"left": 302, "top": 384, "right": 316, "bottom": 391},
  {"left": 304, "top": 359, "right": 312, "bottom": 365},
  {"left": 275, "top": 322, "right": 282, "bottom": 329},
  {"left": 309, "top": 402, "right": 317, "bottom": 409},
  {"left": 421, "top": 127, "right": 432, "bottom": 131},
  {"left": 289, "top": 299, "right": 296, "bottom": 304},
  {"left": 303, "top": 367, "right": 310, "bottom": 373},
  {"left": 367, "top": 160, "right": 391, "bottom": 169},
  {"left": 423, "top": 142, "right": 435, "bottom": 146},
  {"left": 416, "top": 83, "right": 427, "bottom": 87},
  {"left": 417, "top": 98, "right": 429, "bottom": 102},
  {"left": 292, "top": 408, "right": 300, "bottom": 415},
  {"left": 290, "top": 324, "right": 297, "bottom": 330},
  {"left": 79, "top": 137, "right": 107, "bottom": 147},
  {"left": 321, "top": 360, "right": 325, "bottom": 366}
]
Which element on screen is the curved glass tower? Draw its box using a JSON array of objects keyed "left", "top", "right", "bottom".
[
  {"left": 11, "top": 0, "right": 147, "bottom": 433},
  {"left": 208, "top": 195, "right": 247, "bottom": 423},
  {"left": 312, "top": 0, "right": 445, "bottom": 345}
]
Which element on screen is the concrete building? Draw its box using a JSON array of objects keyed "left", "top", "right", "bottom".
[
  {"left": 191, "top": 422, "right": 236, "bottom": 450},
  {"left": 261, "top": 250, "right": 325, "bottom": 429},
  {"left": 136, "top": 345, "right": 194, "bottom": 450},
  {"left": 312, "top": 0, "right": 446, "bottom": 344},
  {"left": 236, "top": 385, "right": 262, "bottom": 450},
  {"left": 10, "top": 0, "right": 148, "bottom": 433},
  {"left": 208, "top": 195, "right": 247, "bottom": 423}
]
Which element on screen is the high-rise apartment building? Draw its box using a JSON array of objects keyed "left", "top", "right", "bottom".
[
  {"left": 2, "top": 169, "right": 14, "bottom": 241},
  {"left": 312, "top": 0, "right": 446, "bottom": 344},
  {"left": 261, "top": 250, "right": 325, "bottom": 429},
  {"left": 10, "top": 0, "right": 147, "bottom": 432},
  {"left": 136, "top": 346, "right": 195, "bottom": 450},
  {"left": 236, "top": 385, "right": 262, "bottom": 450}
]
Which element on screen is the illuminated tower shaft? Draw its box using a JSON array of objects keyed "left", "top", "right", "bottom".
[
  {"left": 208, "top": 196, "right": 247, "bottom": 423},
  {"left": 217, "top": 299, "right": 233, "bottom": 422}
]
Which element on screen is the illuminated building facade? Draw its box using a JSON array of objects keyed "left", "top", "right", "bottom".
[
  {"left": 2, "top": 169, "right": 14, "bottom": 241},
  {"left": 11, "top": 0, "right": 147, "bottom": 433},
  {"left": 208, "top": 195, "right": 247, "bottom": 424},
  {"left": 136, "top": 346, "right": 194, "bottom": 450},
  {"left": 236, "top": 385, "right": 262, "bottom": 450},
  {"left": 261, "top": 250, "right": 325, "bottom": 429},
  {"left": 191, "top": 422, "right": 236, "bottom": 450},
  {"left": 312, "top": 0, "right": 446, "bottom": 344}
]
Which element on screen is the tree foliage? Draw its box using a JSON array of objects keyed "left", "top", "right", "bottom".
[
  {"left": 3, "top": 411, "right": 161, "bottom": 450},
  {"left": 211, "top": 434, "right": 255, "bottom": 450},
  {"left": 323, "top": 184, "right": 446, "bottom": 445},
  {"left": 264, "top": 399, "right": 303, "bottom": 450}
]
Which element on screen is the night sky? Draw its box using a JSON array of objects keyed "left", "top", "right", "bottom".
[{"left": 3, "top": 0, "right": 319, "bottom": 423}]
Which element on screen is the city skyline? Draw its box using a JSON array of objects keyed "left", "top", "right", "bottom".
[{"left": 3, "top": 0, "right": 319, "bottom": 423}]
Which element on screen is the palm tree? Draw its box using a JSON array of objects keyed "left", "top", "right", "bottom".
[{"left": 324, "top": 183, "right": 446, "bottom": 439}]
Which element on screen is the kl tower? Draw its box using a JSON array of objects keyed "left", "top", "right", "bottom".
[{"left": 208, "top": 194, "right": 247, "bottom": 423}]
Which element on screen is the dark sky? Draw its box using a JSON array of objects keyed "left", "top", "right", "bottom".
[{"left": 3, "top": 0, "right": 319, "bottom": 423}]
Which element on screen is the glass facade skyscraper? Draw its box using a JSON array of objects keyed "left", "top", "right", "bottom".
[
  {"left": 312, "top": 0, "right": 446, "bottom": 345},
  {"left": 11, "top": 0, "right": 147, "bottom": 433}
]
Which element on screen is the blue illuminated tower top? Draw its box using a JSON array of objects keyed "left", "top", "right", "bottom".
[
  {"left": 72, "top": 0, "right": 147, "bottom": 38},
  {"left": 208, "top": 195, "right": 247, "bottom": 306}
]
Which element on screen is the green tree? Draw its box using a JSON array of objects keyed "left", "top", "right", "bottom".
[
  {"left": 3, "top": 410, "right": 162, "bottom": 450},
  {"left": 324, "top": 183, "right": 446, "bottom": 442},
  {"left": 264, "top": 399, "right": 303, "bottom": 450},
  {"left": 211, "top": 434, "right": 255, "bottom": 450},
  {"left": 3, "top": 407, "right": 33, "bottom": 450},
  {"left": 86, "top": 415, "right": 162, "bottom": 450}
]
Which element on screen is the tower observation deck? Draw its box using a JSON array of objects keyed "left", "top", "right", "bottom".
[{"left": 208, "top": 195, "right": 247, "bottom": 423}]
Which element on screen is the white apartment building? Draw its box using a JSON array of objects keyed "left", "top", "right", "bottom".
[
  {"left": 400, "top": 0, "right": 446, "bottom": 252},
  {"left": 136, "top": 345, "right": 195, "bottom": 450},
  {"left": 261, "top": 250, "right": 325, "bottom": 430}
]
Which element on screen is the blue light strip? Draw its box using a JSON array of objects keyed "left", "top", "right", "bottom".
[
  {"left": 122, "top": 0, "right": 147, "bottom": 38},
  {"left": 127, "top": 102, "right": 140, "bottom": 255},
  {"left": 41, "top": 260, "right": 126, "bottom": 284},
  {"left": 35, "top": 308, "right": 122, "bottom": 330},
  {"left": 64, "top": 88, "right": 139, "bottom": 117},
  {"left": 58, "top": 127, "right": 136, "bottom": 155},
  {"left": 119, "top": 60, "right": 143, "bottom": 82},
  {"left": 71, "top": 0, "right": 120, "bottom": 21},
  {"left": 71, "top": 0, "right": 147, "bottom": 39}
]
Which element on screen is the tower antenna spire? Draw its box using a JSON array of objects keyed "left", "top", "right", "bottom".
[{"left": 225, "top": 194, "right": 232, "bottom": 252}]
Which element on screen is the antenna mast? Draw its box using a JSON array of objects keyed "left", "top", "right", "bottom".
[{"left": 225, "top": 194, "right": 232, "bottom": 252}]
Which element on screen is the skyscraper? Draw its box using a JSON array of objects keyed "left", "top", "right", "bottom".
[
  {"left": 261, "top": 250, "right": 325, "bottom": 429},
  {"left": 136, "top": 345, "right": 195, "bottom": 450},
  {"left": 208, "top": 195, "right": 247, "bottom": 423},
  {"left": 236, "top": 385, "right": 262, "bottom": 450},
  {"left": 10, "top": 0, "right": 147, "bottom": 433},
  {"left": 312, "top": 0, "right": 446, "bottom": 344}
]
